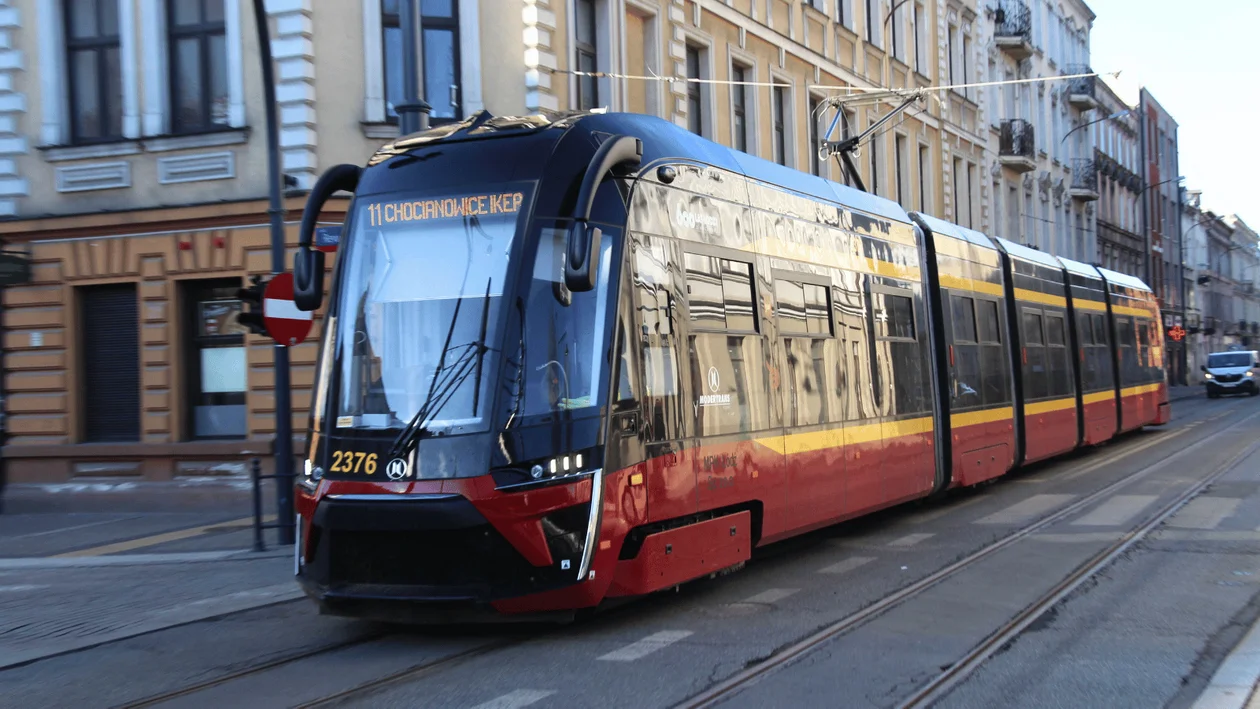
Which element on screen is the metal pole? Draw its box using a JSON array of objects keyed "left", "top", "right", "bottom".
[
  {"left": 1177, "top": 185, "right": 1187, "bottom": 385},
  {"left": 251, "top": 458, "right": 265, "bottom": 552},
  {"left": 395, "top": 0, "right": 432, "bottom": 134},
  {"left": 252, "top": 0, "right": 295, "bottom": 545}
]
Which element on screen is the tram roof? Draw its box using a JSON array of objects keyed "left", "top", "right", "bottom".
[
  {"left": 911, "top": 212, "right": 997, "bottom": 250},
  {"left": 377, "top": 110, "right": 913, "bottom": 226},
  {"left": 994, "top": 236, "right": 1062, "bottom": 270},
  {"left": 1058, "top": 256, "right": 1104, "bottom": 281},
  {"left": 1097, "top": 266, "right": 1154, "bottom": 294}
]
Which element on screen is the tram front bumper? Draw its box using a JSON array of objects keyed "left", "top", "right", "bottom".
[{"left": 294, "top": 476, "right": 611, "bottom": 616}]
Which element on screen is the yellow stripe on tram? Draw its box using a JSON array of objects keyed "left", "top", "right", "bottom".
[
  {"left": 1082, "top": 390, "right": 1113, "bottom": 405},
  {"left": 755, "top": 416, "right": 935, "bottom": 457},
  {"left": 1121, "top": 383, "right": 1162, "bottom": 397},
  {"left": 1073, "top": 299, "right": 1108, "bottom": 313},
  {"left": 950, "top": 406, "right": 1014, "bottom": 428},
  {"left": 939, "top": 273, "right": 1005, "bottom": 298},
  {"left": 1014, "top": 288, "right": 1068, "bottom": 308},
  {"left": 1024, "top": 397, "right": 1077, "bottom": 415}
]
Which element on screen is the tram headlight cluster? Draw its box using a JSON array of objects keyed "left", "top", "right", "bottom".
[
  {"left": 299, "top": 459, "right": 323, "bottom": 493},
  {"left": 499, "top": 450, "right": 598, "bottom": 489}
]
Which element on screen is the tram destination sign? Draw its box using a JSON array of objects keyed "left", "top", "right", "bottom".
[{"left": 0, "top": 251, "right": 30, "bottom": 286}]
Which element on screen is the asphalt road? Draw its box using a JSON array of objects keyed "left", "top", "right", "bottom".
[{"left": 2, "top": 393, "right": 1259, "bottom": 709}]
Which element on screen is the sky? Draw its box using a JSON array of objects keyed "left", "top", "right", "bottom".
[{"left": 1088, "top": 0, "right": 1260, "bottom": 225}]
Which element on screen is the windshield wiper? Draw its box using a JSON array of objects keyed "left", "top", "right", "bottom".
[{"left": 387, "top": 278, "right": 494, "bottom": 461}]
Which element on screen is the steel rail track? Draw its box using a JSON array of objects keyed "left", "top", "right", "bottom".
[
  {"left": 291, "top": 637, "right": 526, "bottom": 709},
  {"left": 113, "top": 630, "right": 393, "bottom": 709},
  {"left": 675, "top": 407, "right": 1260, "bottom": 709},
  {"left": 897, "top": 436, "right": 1260, "bottom": 708}
]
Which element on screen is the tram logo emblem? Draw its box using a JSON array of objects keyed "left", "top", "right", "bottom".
[
  {"left": 707, "top": 367, "right": 720, "bottom": 393},
  {"left": 385, "top": 458, "right": 410, "bottom": 481}
]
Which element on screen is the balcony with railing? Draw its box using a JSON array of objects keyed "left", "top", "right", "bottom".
[
  {"left": 994, "top": 0, "right": 1033, "bottom": 60},
  {"left": 1070, "top": 158, "right": 1099, "bottom": 201},
  {"left": 1067, "top": 65, "right": 1100, "bottom": 110},
  {"left": 999, "top": 119, "right": 1036, "bottom": 173}
]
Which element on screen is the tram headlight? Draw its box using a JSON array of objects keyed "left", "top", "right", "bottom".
[{"left": 299, "top": 459, "right": 322, "bottom": 493}]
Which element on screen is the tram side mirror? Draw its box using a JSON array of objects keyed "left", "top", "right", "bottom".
[
  {"left": 564, "top": 222, "right": 601, "bottom": 293},
  {"left": 563, "top": 134, "right": 641, "bottom": 293},
  {"left": 295, "top": 164, "right": 362, "bottom": 311}
]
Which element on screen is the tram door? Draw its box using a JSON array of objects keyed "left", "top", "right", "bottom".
[{"left": 630, "top": 234, "right": 696, "bottom": 521}]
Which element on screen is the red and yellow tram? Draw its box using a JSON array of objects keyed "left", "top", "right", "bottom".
[{"left": 289, "top": 111, "right": 1168, "bottom": 620}]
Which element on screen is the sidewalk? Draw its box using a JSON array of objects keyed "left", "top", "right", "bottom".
[
  {"left": 1192, "top": 615, "right": 1260, "bottom": 709},
  {"left": 0, "top": 549, "right": 297, "bottom": 669}
]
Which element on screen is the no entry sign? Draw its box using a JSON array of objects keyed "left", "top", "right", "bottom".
[{"left": 263, "top": 272, "right": 313, "bottom": 346}]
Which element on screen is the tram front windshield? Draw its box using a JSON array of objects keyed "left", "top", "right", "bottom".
[{"left": 333, "top": 186, "right": 617, "bottom": 435}]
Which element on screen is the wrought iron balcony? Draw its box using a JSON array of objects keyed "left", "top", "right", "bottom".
[
  {"left": 994, "top": 0, "right": 1033, "bottom": 60},
  {"left": 1070, "top": 158, "right": 1099, "bottom": 202},
  {"left": 1067, "top": 65, "right": 1100, "bottom": 110},
  {"left": 999, "top": 119, "right": 1036, "bottom": 173}
]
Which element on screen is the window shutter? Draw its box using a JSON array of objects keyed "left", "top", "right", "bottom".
[{"left": 82, "top": 285, "right": 140, "bottom": 442}]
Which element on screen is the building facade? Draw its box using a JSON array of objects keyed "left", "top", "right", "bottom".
[
  {"left": 3, "top": 0, "right": 997, "bottom": 483},
  {"left": 979, "top": 0, "right": 1097, "bottom": 262},
  {"left": 1092, "top": 76, "right": 1141, "bottom": 277},
  {"left": 1180, "top": 190, "right": 1260, "bottom": 382},
  {"left": 1137, "top": 87, "right": 1183, "bottom": 381}
]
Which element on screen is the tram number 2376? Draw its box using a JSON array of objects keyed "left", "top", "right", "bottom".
[{"left": 329, "top": 451, "right": 378, "bottom": 475}]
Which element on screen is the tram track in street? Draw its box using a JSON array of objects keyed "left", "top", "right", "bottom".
[
  {"left": 894, "top": 436, "right": 1260, "bottom": 709},
  {"left": 674, "top": 405, "right": 1260, "bottom": 709},
  {"left": 113, "top": 629, "right": 394, "bottom": 709}
]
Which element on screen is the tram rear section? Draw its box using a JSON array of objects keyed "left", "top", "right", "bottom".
[{"left": 292, "top": 111, "right": 1168, "bottom": 619}]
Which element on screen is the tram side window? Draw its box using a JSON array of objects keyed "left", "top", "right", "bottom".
[
  {"left": 776, "top": 279, "right": 834, "bottom": 427},
  {"left": 877, "top": 290, "right": 929, "bottom": 415},
  {"left": 684, "top": 253, "right": 758, "bottom": 333},
  {"left": 1078, "top": 313, "right": 1097, "bottom": 391},
  {"left": 632, "top": 237, "right": 683, "bottom": 443},
  {"left": 685, "top": 252, "right": 767, "bottom": 437},
  {"left": 1023, "top": 310, "right": 1048, "bottom": 400},
  {"left": 949, "top": 295, "right": 982, "bottom": 411},
  {"left": 1090, "top": 313, "right": 1113, "bottom": 389},
  {"left": 1116, "top": 316, "right": 1137, "bottom": 384},
  {"left": 1045, "top": 314, "right": 1071, "bottom": 397},
  {"left": 977, "top": 299, "right": 1009, "bottom": 406},
  {"left": 833, "top": 276, "right": 878, "bottom": 422}
]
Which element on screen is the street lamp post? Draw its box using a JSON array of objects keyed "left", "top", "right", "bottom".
[
  {"left": 250, "top": 0, "right": 294, "bottom": 544},
  {"left": 394, "top": 0, "right": 432, "bottom": 135}
]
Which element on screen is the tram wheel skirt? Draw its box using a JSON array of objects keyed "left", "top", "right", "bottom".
[{"left": 607, "top": 511, "right": 752, "bottom": 597}]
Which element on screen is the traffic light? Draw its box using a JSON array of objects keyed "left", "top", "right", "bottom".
[{"left": 236, "top": 275, "right": 267, "bottom": 335}]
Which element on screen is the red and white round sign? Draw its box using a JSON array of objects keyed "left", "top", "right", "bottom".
[{"left": 262, "top": 272, "right": 313, "bottom": 347}]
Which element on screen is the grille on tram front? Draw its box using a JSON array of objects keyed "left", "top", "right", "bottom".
[{"left": 326, "top": 525, "right": 538, "bottom": 589}]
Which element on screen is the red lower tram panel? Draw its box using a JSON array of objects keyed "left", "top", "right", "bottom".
[
  {"left": 1022, "top": 400, "right": 1079, "bottom": 464},
  {"left": 1120, "top": 384, "right": 1168, "bottom": 432},
  {"left": 1081, "top": 396, "right": 1119, "bottom": 446},
  {"left": 949, "top": 413, "right": 1015, "bottom": 488}
]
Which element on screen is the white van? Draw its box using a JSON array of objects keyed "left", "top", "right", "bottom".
[{"left": 1203, "top": 350, "right": 1260, "bottom": 398}]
